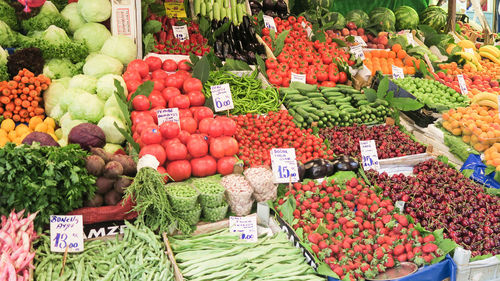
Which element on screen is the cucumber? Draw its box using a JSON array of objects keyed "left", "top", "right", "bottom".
[
  {"left": 288, "top": 101, "right": 311, "bottom": 107},
  {"left": 305, "top": 92, "right": 323, "bottom": 98},
  {"left": 280, "top": 88, "right": 301, "bottom": 95},
  {"left": 323, "top": 92, "right": 345, "bottom": 98},
  {"left": 303, "top": 106, "right": 325, "bottom": 118},
  {"left": 357, "top": 100, "right": 370, "bottom": 106},
  {"left": 206, "top": 2, "right": 213, "bottom": 19},
  {"left": 311, "top": 100, "right": 328, "bottom": 108},
  {"left": 374, "top": 99, "right": 389, "bottom": 107},
  {"left": 287, "top": 95, "right": 308, "bottom": 102},
  {"left": 295, "top": 108, "right": 310, "bottom": 118},
  {"left": 340, "top": 88, "right": 361, "bottom": 95},
  {"left": 237, "top": 3, "right": 244, "bottom": 23},
  {"left": 200, "top": 2, "right": 207, "bottom": 16},
  {"left": 194, "top": 0, "right": 202, "bottom": 15},
  {"left": 220, "top": 7, "right": 227, "bottom": 19},
  {"left": 213, "top": 3, "right": 221, "bottom": 20}
]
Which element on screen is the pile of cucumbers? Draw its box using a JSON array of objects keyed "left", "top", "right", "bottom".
[
  {"left": 194, "top": 0, "right": 249, "bottom": 25},
  {"left": 280, "top": 84, "right": 392, "bottom": 128}
]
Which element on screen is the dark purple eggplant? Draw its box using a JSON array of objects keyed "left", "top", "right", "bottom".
[
  {"left": 304, "top": 159, "right": 328, "bottom": 179},
  {"left": 263, "top": 0, "right": 275, "bottom": 11},
  {"left": 325, "top": 160, "right": 335, "bottom": 176},
  {"left": 297, "top": 161, "right": 305, "bottom": 180},
  {"left": 275, "top": 0, "right": 287, "bottom": 14}
]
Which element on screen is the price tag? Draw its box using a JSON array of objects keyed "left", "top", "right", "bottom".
[
  {"left": 270, "top": 148, "right": 299, "bottom": 183},
  {"left": 353, "top": 36, "right": 367, "bottom": 47},
  {"left": 359, "top": 140, "right": 380, "bottom": 171},
  {"left": 306, "top": 26, "right": 312, "bottom": 39},
  {"left": 392, "top": 65, "right": 404, "bottom": 79},
  {"left": 50, "top": 215, "right": 84, "bottom": 252},
  {"left": 229, "top": 216, "right": 257, "bottom": 242},
  {"left": 263, "top": 15, "right": 277, "bottom": 32},
  {"left": 395, "top": 201, "right": 405, "bottom": 214},
  {"left": 211, "top": 83, "right": 234, "bottom": 112},
  {"left": 172, "top": 25, "right": 189, "bottom": 42},
  {"left": 457, "top": 75, "right": 468, "bottom": 95},
  {"left": 457, "top": 0, "right": 467, "bottom": 13},
  {"left": 350, "top": 45, "right": 365, "bottom": 60},
  {"left": 290, "top": 72, "right": 306, "bottom": 84},
  {"left": 157, "top": 108, "right": 180, "bottom": 126},
  {"left": 406, "top": 33, "right": 418, "bottom": 47},
  {"left": 164, "top": 1, "right": 187, "bottom": 18},
  {"left": 464, "top": 48, "right": 475, "bottom": 54}
]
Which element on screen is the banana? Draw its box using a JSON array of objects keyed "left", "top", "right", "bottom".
[
  {"left": 472, "top": 92, "right": 498, "bottom": 104},
  {"left": 446, "top": 44, "right": 458, "bottom": 55},
  {"left": 479, "top": 51, "right": 500, "bottom": 65},
  {"left": 476, "top": 99, "right": 499, "bottom": 109},
  {"left": 456, "top": 51, "right": 475, "bottom": 61},
  {"left": 458, "top": 40, "right": 477, "bottom": 51},
  {"left": 479, "top": 45, "right": 500, "bottom": 58},
  {"left": 465, "top": 61, "right": 477, "bottom": 71}
]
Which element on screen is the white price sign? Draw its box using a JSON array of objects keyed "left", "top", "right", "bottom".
[
  {"left": 395, "top": 201, "right": 405, "bottom": 214},
  {"left": 359, "top": 140, "right": 380, "bottom": 171},
  {"left": 457, "top": 75, "right": 468, "bottom": 95},
  {"left": 270, "top": 148, "right": 299, "bottom": 183},
  {"left": 464, "top": 48, "right": 475, "bottom": 54},
  {"left": 50, "top": 215, "right": 84, "bottom": 252},
  {"left": 173, "top": 25, "right": 189, "bottom": 42},
  {"left": 353, "top": 36, "right": 367, "bottom": 47},
  {"left": 392, "top": 65, "right": 404, "bottom": 79},
  {"left": 211, "top": 83, "right": 234, "bottom": 112},
  {"left": 229, "top": 216, "right": 257, "bottom": 242},
  {"left": 263, "top": 15, "right": 277, "bottom": 32},
  {"left": 156, "top": 108, "right": 180, "bottom": 126},
  {"left": 406, "top": 33, "right": 418, "bottom": 47},
  {"left": 290, "top": 72, "right": 306, "bottom": 84},
  {"left": 350, "top": 45, "right": 365, "bottom": 60}
]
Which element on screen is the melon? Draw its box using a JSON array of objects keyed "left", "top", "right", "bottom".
[
  {"left": 369, "top": 7, "right": 396, "bottom": 32},
  {"left": 395, "top": 6, "right": 419, "bottom": 30},
  {"left": 420, "top": 6, "right": 447, "bottom": 33},
  {"left": 346, "top": 10, "right": 369, "bottom": 28}
]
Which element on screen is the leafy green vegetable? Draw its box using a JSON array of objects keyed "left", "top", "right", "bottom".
[
  {"left": 60, "top": 3, "right": 87, "bottom": 33},
  {"left": 77, "top": 0, "right": 111, "bottom": 23},
  {"left": 96, "top": 74, "right": 127, "bottom": 101},
  {"left": 68, "top": 74, "right": 97, "bottom": 93},
  {"left": 83, "top": 54, "right": 123, "bottom": 77},
  {"left": 0, "top": 20, "right": 18, "bottom": 47},
  {"left": 21, "top": 1, "right": 70, "bottom": 34},
  {"left": 0, "top": 0, "right": 18, "bottom": 30},
  {"left": 100, "top": 35, "right": 137, "bottom": 65},
  {"left": 73, "top": 23, "right": 111, "bottom": 52},
  {"left": 68, "top": 91, "right": 104, "bottom": 122},
  {"left": 0, "top": 45, "right": 7, "bottom": 80},
  {"left": 0, "top": 143, "right": 96, "bottom": 230},
  {"left": 42, "top": 58, "right": 83, "bottom": 79}
]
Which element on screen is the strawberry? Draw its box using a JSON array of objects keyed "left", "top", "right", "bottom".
[
  {"left": 319, "top": 240, "right": 328, "bottom": 250},
  {"left": 423, "top": 234, "right": 435, "bottom": 243},
  {"left": 393, "top": 244, "right": 405, "bottom": 256},
  {"left": 384, "top": 256, "right": 395, "bottom": 268},
  {"left": 397, "top": 253, "right": 407, "bottom": 262},
  {"left": 382, "top": 214, "right": 392, "bottom": 224},
  {"left": 407, "top": 251, "right": 415, "bottom": 260},
  {"left": 333, "top": 266, "right": 344, "bottom": 277},
  {"left": 405, "top": 242, "right": 413, "bottom": 253},
  {"left": 396, "top": 214, "right": 409, "bottom": 226},
  {"left": 375, "top": 247, "right": 384, "bottom": 259},
  {"left": 423, "top": 254, "right": 433, "bottom": 263},
  {"left": 311, "top": 244, "right": 320, "bottom": 254},
  {"left": 422, "top": 243, "right": 438, "bottom": 253}
]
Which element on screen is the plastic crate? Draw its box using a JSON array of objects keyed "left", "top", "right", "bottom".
[{"left": 454, "top": 247, "right": 500, "bottom": 281}]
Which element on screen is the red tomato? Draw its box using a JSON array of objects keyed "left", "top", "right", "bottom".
[
  {"left": 186, "top": 91, "right": 205, "bottom": 106},
  {"left": 151, "top": 69, "right": 169, "bottom": 81},
  {"left": 193, "top": 107, "right": 213, "bottom": 121},
  {"left": 166, "top": 160, "right": 191, "bottom": 181},
  {"left": 126, "top": 80, "right": 142, "bottom": 93},
  {"left": 127, "top": 59, "right": 149, "bottom": 78},
  {"left": 145, "top": 56, "right": 162, "bottom": 72},
  {"left": 208, "top": 119, "right": 223, "bottom": 137},
  {"left": 179, "top": 109, "right": 193, "bottom": 118},
  {"left": 162, "top": 59, "right": 177, "bottom": 72},
  {"left": 156, "top": 166, "right": 169, "bottom": 183},
  {"left": 198, "top": 118, "right": 213, "bottom": 134},
  {"left": 178, "top": 130, "right": 191, "bottom": 144},
  {"left": 166, "top": 141, "right": 188, "bottom": 161},
  {"left": 148, "top": 92, "right": 166, "bottom": 108},
  {"left": 152, "top": 79, "right": 165, "bottom": 91},
  {"left": 132, "top": 95, "right": 150, "bottom": 111},
  {"left": 161, "top": 87, "right": 181, "bottom": 103},
  {"left": 123, "top": 70, "right": 141, "bottom": 83},
  {"left": 139, "top": 144, "right": 166, "bottom": 165},
  {"left": 176, "top": 70, "right": 191, "bottom": 80},
  {"left": 159, "top": 121, "right": 179, "bottom": 139},
  {"left": 180, "top": 117, "right": 197, "bottom": 133},
  {"left": 221, "top": 136, "right": 238, "bottom": 156},
  {"left": 141, "top": 126, "right": 162, "bottom": 145},
  {"left": 209, "top": 137, "right": 225, "bottom": 159},
  {"left": 178, "top": 59, "right": 191, "bottom": 71},
  {"left": 183, "top": 78, "right": 203, "bottom": 93},
  {"left": 165, "top": 74, "right": 184, "bottom": 89},
  {"left": 131, "top": 111, "right": 154, "bottom": 125},
  {"left": 135, "top": 121, "right": 156, "bottom": 135},
  {"left": 217, "top": 116, "right": 237, "bottom": 136},
  {"left": 187, "top": 137, "right": 208, "bottom": 158},
  {"left": 169, "top": 95, "right": 190, "bottom": 109},
  {"left": 217, "top": 156, "right": 237, "bottom": 175},
  {"left": 191, "top": 155, "right": 217, "bottom": 177}
]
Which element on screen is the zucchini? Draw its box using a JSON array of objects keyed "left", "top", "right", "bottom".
[{"left": 305, "top": 92, "right": 323, "bottom": 98}]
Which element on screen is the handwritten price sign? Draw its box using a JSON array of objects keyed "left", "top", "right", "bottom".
[
  {"left": 290, "top": 72, "right": 306, "bottom": 84},
  {"left": 50, "top": 215, "right": 84, "bottom": 252},
  {"left": 359, "top": 140, "right": 380, "bottom": 171},
  {"left": 211, "top": 83, "right": 234, "bottom": 112},
  {"left": 270, "top": 148, "right": 299, "bottom": 183},
  {"left": 457, "top": 75, "right": 468, "bottom": 95},
  {"left": 157, "top": 108, "right": 180, "bottom": 126},
  {"left": 350, "top": 45, "right": 365, "bottom": 60},
  {"left": 229, "top": 216, "right": 257, "bottom": 242},
  {"left": 392, "top": 65, "right": 404, "bottom": 79},
  {"left": 263, "top": 15, "right": 277, "bottom": 31},
  {"left": 172, "top": 25, "right": 189, "bottom": 42}
]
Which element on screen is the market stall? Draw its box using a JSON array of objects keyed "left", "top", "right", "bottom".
[{"left": 0, "top": 0, "right": 500, "bottom": 280}]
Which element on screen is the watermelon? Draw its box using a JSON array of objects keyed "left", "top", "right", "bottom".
[
  {"left": 346, "top": 10, "right": 369, "bottom": 28},
  {"left": 323, "top": 12, "right": 345, "bottom": 30},
  {"left": 369, "top": 7, "right": 396, "bottom": 32},
  {"left": 395, "top": 6, "right": 419, "bottom": 30},
  {"left": 420, "top": 6, "right": 447, "bottom": 33}
]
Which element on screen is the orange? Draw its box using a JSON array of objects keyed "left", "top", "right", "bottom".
[
  {"left": 0, "top": 136, "right": 8, "bottom": 147},
  {"left": 1, "top": 119, "right": 15, "bottom": 132},
  {"left": 29, "top": 116, "right": 43, "bottom": 130},
  {"left": 397, "top": 50, "right": 407, "bottom": 59},
  {"left": 380, "top": 51, "right": 388, "bottom": 59},
  {"left": 388, "top": 51, "right": 396, "bottom": 59},
  {"left": 392, "top": 44, "right": 402, "bottom": 53}
]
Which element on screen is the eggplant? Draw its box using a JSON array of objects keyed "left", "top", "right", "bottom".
[
  {"left": 264, "top": 10, "right": 277, "bottom": 17},
  {"left": 234, "top": 52, "right": 247, "bottom": 63},
  {"left": 214, "top": 40, "right": 223, "bottom": 54},
  {"left": 263, "top": 0, "right": 275, "bottom": 11},
  {"left": 233, "top": 25, "right": 241, "bottom": 42},
  {"left": 211, "top": 19, "right": 219, "bottom": 30},
  {"left": 335, "top": 161, "right": 350, "bottom": 171},
  {"left": 249, "top": 1, "right": 262, "bottom": 9},
  {"left": 242, "top": 15, "right": 251, "bottom": 31},
  {"left": 324, "top": 160, "right": 335, "bottom": 176},
  {"left": 251, "top": 8, "right": 260, "bottom": 15},
  {"left": 275, "top": 0, "right": 287, "bottom": 14},
  {"left": 297, "top": 161, "right": 305, "bottom": 181},
  {"left": 215, "top": 51, "right": 224, "bottom": 60},
  {"left": 226, "top": 53, "right": 234, "bottom": 60},
  {"left": 304, "top": 159, "right": 328, "bottom": 179},
  {"left": 247, "top": 51, "right": 256, "bottom": 63},
  {"left": 248, "top": 26, "right": 257, "bottom": 42},
  {"left": 236, "top": 40, "right": 244, "bottom": 53},
  {"left": 333, "top": 155, "right": 359, "bottom": 171},
  {"left": 255, "top": 44, "right": 265, "bottom": 54},
  {"left": 222, "top": 17, "right": 229, "bottom": 25},
  {"left": 222, "top": 42, "right": 230, "bottom": 57}
]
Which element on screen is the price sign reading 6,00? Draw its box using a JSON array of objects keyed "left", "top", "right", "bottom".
[
  {"left": 50, "top": 215, "right": 84, "bottom": 253},
  {"left": 210, "top": 83, "right": 234, "bottom": 112}
]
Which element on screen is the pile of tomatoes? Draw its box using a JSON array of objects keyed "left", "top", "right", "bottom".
[{"left": 261, "top": 16, "right": 351, "bottom": 88}]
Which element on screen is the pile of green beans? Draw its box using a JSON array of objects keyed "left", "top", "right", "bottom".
[
  {"left": 34, "top": 221, "right": 174, "bottom": 281},
  {"left": 203, "top": 70, "right": 284, "bottom": 115}
]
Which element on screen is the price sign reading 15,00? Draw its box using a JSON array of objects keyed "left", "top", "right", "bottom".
[{"left": 270, "top": 148, "right": 299, "bottom": 183}]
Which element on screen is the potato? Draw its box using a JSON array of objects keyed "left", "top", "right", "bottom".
[
  {"left": 86, "top": 155, "right": 105, "bottom": 176},
  {"left": 96, "top": 177, "right": 115, "bottom": 194},
  {"left": 103, "top": 161, "right": 123, "bottom": 178},
  {"left": 84, "top": 194, "right": 103, "bottom": 207},
  {"left": 104, "top": 190, "right": 122, "bottom": 206},
  {"left": 113, "top": 177, "right": 132, "bottom": 194},
  {"left": 111, "top": 154, "right": 137, "bottom": 176}
]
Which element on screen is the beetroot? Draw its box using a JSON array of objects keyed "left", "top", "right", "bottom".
[
  {"left": 86, "top": 155, "right": 105, "bottom": 176},
  {"left": 103, "top": 161, "right": 124, "bottom": 178},
  {"left": 22, "top": 132, "right": 59, "bottom": 147}
]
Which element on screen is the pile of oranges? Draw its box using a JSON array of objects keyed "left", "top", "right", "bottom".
[
  {"left": 363, "top": 44, "right": 420, "bottom": 75},
  {"left": 484, "top": 144, "right": 500, "bottom": 171},
  {"left": 0, "top": 68, "right": 50, "bottom": 123},
  {"left": 0, "top": 117, "right": 58, "bottom": 147},
  {"left": 438, "top": 60, "right": 500, "bottom": 80},
  {"left": 442, "top": 104, "right": 500, "bottom": 152}
]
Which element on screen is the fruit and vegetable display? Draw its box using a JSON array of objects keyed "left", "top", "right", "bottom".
[
  {"left": 320, "top": 124, "right": 427, "bottom": 160},
  {"left": 368, "top": 159, "right": 500, "bottom": 256},
  {"left": 281, "top": 84, "right": 392, "bottom": 128},
  {"left": 3, "top": 1, "right": 500, "bottom": 280},
  {"left": 170, "top": 229, "right": 324, "bottom": 280}
]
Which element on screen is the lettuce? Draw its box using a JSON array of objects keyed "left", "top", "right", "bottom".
[
  {"left": 43, "top": 58, "right": 83, "bottom": 79},
  {"left": 83, "top": 54, "right": 123, "bottom": 77},
  {"left": 96, "top": 74, "right": 127, "bottom": 100},
  {"left": 21, "top": 1, "right": 69, "bottom": 33},
  {"left": 100, "top": 35, "right": 137, "bottom": 65},
  {"left": 0, "top": 0, "right": 18, "bottom": 30},
  {"left": 61, "top": 3, "right": 86, "bottom": 33},
  {"left": 77, "top": 0, "right": 111, "bottom": 23},
  {"left": 0, "top": 20, "right": 18, "bottom": 47},
  {"left": 98, "top": 116, "right": 126, "bottom": 144},
  {"left": 68, "top": 91, "right": 104, "bottom": 122},
  {"left": 73, "top": 23, "right": 110, "bottom": 52},
  {"left": 68, "top": 74, "right": 97, "bottom": 93},
  {"left": 43, "top": 78, "right": 68, "bottom": 115}
]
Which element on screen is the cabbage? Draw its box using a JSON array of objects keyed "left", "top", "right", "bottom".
[
  {"left": 77, "top": 0, "right": 111, "bottom": 23},
  {"left": 43, "top": 79, "right": 68, "bottom": 115},
  {"left": 60, "top": 88, "right": 87, "bottom": 111},
  {"left": 40, "top": 25, "right": 71, "bottom": 45},
  {"left": 74, "top": 23, "right": 111, "bottom": 52},
  {"left": 97, "top": 116, "right": 125, "bottom": 144},
  {"left": 104, "top": 95, "right": 125, "bottom": 122},
  {"left": 100, "top": 35, "right": 137, "bottom": 65},
  {"left": 57, "top": 77, "right": 71, "bottom": 88},
  {"left": 0, "top": 46, "right": 7, "bottom": 65},
  {"left": 96, "top": 74, "right": 128, "bottom": 100},
  {"left": 69, "top": 74, "right": 97, "bottom": 93},
  {"left": 61, "top": 3, "right": 87, "bottom": 33},
  {"left": 103, "top": 143, "right": 123, "bottom": 154},
  {"left": 0, "top": 20, "right": 18, "bottom": 47},
  {"left": 43, "top": 58, "right": 83, "bottom": 79},
  {"left": 68, "top": 91, "right": 104, "bottom": 122},
  {"left": 83, "top": 54, "right": 123, "bottom": 77},
  {"left": 49, "top": 104, "right": 65, "bottom": 121}
]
